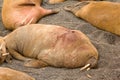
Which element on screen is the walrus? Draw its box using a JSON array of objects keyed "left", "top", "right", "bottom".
[
  {"left": 64, "top": 1, "right": 120, "bottom": 36},
  {"left": 0, "top": 24, "right": 98, "bottom": 70},
  {"left": 2, "top": 0, "right": 59, "bottom": 30},
  {"left": 0, "top": 67, "right": 35, "bottom": 80},
  {"left": 48, "top": 0, "right": 97, "bottom": 4}
]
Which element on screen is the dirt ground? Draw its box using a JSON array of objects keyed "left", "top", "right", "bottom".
[{"left": 0, "top": 0, "right": 120, "bottom": 80}]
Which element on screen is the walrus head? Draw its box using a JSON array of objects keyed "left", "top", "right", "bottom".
[{"left": 0, "top": 37, "right": 12, "bottom": 64}]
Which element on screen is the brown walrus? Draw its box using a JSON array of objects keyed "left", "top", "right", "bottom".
[
  {"left": 48, "top": 0, "right": 97, "bottom": 4},
  {"left": 0, "top": 24, "right": 98, "bottom": 70},
  {"left": 0, "top": 67, "right": 35, "bottom": 80},
  {"left": 2, "top": 0, "right": 59, "bottom": 30},
  {"left": 64, "top": 1, "right": 120, "bottom": 36}
]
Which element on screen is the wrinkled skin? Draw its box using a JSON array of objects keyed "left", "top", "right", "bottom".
[
  {"left": 64, "top": 1, "right": 120, "bottom": 36},
  {"left": 48, "top": 0, "right": 96, "bottom": 4},
  {"left": 0, "top": 67, "right": 35, "bottom": 80},
  {"left": 0, "top": 24, "right": 98, "bottom": 68},
  {"left": 2, "top": 0, "right": 59, "bottom": 30}
]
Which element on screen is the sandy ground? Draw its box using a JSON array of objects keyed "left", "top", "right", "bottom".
[{"left": 0, "top": 0, "right": 120, "bottom": 80}]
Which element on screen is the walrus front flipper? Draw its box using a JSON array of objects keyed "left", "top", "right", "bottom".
[
  {"left": 64, "top": 1, "right": 91, "bottom": 14},
  {"left": 8, "top": 48, "right": 31, "bottom": 61},
  {"left": 24, "top": 59, "right": 48, "bottom": 68}
]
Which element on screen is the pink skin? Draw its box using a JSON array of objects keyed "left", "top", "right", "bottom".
[{"left": 2, "top": 0, "right": 59, "bottom": 30}]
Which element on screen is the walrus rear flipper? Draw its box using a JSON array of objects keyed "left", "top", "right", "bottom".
[{"left": 64, "top": 1, "right": 91, "bottom": 13}]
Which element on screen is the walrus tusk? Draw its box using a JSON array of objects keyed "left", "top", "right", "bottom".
[
  {"left": 0, "top": 43, "right": 3, "bottom": 50},
  {"left": 2, "top": 53, "right": 9, "bottom": 56},
  {"left": 87, "top": 67, "right": 90, "bottom": 71},
  {"left": 27, "top": 18, "right": 34, "bottom": 25},
  {"left": 86, "top": 74, "right": 92, "bottom": 78},
  {"left": 80, "top": 64, "right": 90, "bottom": 71},
  {"left": 21, "top": 10, "right": 33, "bottom": 25},
  {"left": 21, "top": 15, "right": 29, "bottom": 25}
]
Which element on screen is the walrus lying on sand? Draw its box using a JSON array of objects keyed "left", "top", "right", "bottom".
[
  {"left": 2, "top": 0, "right": 59, "bottom": 30},
  {"left": 0, "top": 67, "right": 35, "bottom": 80},
  {"left": 0, "top": 24, "right": 98, "bottom": 70},
  {"left": 48, "top": 0, "right": 97, "bottom": 4},
  {"left": 64, "top": 1, "right": 120, "bottom": 36}
]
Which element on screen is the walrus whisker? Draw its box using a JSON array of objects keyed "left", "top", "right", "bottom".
[{"left": 80, "top": 64, "right": 90, "bottom": 71}]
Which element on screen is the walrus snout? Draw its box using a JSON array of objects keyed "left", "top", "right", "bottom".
[
  {"left": 87, "top": 57, "right": 98, "bottom": 68},
  {"left": 80, "top": 57, "right": 98, "bottom": 71}
]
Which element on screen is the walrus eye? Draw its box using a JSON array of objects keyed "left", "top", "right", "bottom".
[{"left": 19, "top": 3, "right": 35, "bottom": 6}]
